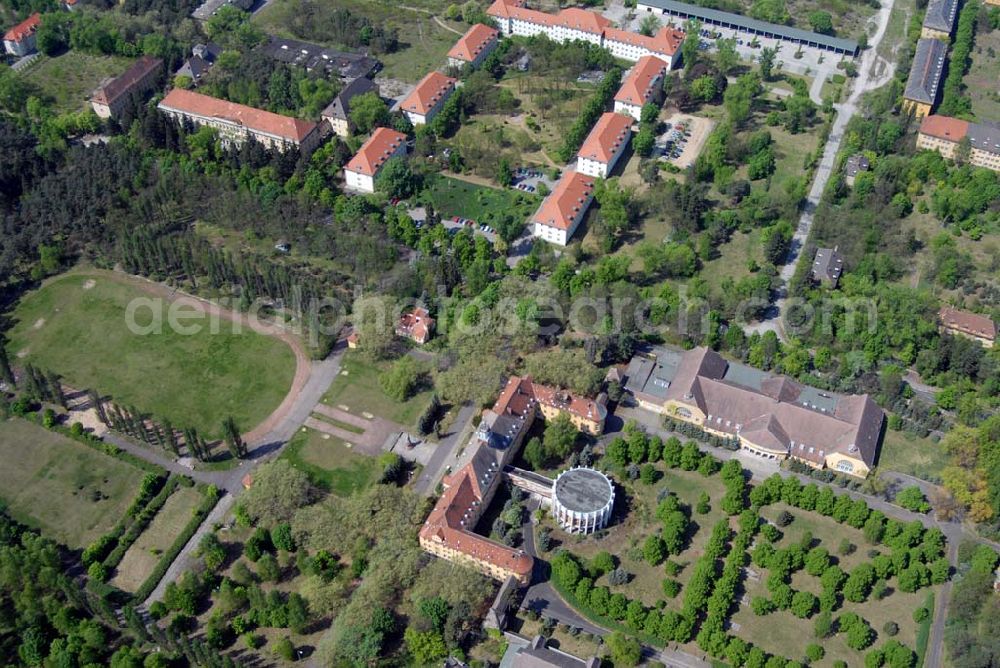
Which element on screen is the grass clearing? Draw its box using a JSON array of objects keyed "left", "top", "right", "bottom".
[
  {"left": 966, "top": 25, "right": 1000, "bottom": 123},
  {"left": 320, "top": 352, "right": 432, "bottom": 426},
  {"left": 281, "top": 427, "right": 379, "bottom": 496},
  {"left": 111, "top": 485, "right": 205, "bottom": 592},
  {"left": 422, "top": 175, "right": 540, "bottom": 224},
  {"left": 24, "top": 51, "right": 133, "bottom": 114},
  {"left": 6, "top": 271, "right": 297, "bottom": 438},
  {"left": 0, "top": 418, "right": 143, "bottom": 548},
  {"left": 877, "top": 429, "right": 948, "bottom": 481}
]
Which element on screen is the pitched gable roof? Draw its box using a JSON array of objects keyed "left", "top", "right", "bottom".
[
  {"left": 614, "top": 55, "right": 667, "bottom": 105},
  {"left": 400, "top": 71, "right": 457, "bottom": 116},
  {"left": 92, "top": 56, "right": 163, "bottom": 107},
  {"left": 578, "top": 112, "right": 632, "bottom": 164},
  {"left": 321, "top": 76, "right": 377, "bottom": 121},
  {"left": 919, "top": 114, "right": 969, "bottom": 142},
  {"left": 345, "top": 127, "right": 407, "bottom": 176},
  {"left": 448, "top": 23, "right": 499, "bottom": 62},
  {"left": 939, "top": 305, "right": 997, "bottom": 341},
  {"left": 4, "top": 12, "right": 39, "bottom": 43},
  {"left": 158, "top": 88, "right": 318, "bottom": 143},
  {"left": 904, "top": 38, "right": 947, "bottom": 105},
  {"left": 923, "top": 0, "right": 958, "bottom": 33},
  {"left": 531, "top": 171, "right": 595, "bottom": 231},
  {"left": 604, "top": 25, "right": 684, "bottom": 56}
]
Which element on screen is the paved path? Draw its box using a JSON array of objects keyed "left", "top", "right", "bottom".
[
  {"left": 927, "top": 537, "right": 959, "bottom": 667},
  {"left": 412, "top": 402, "right": 477, "bottom": 495},
  {"left": 745, "top": 0, "right": 898, "bottom": 340}
]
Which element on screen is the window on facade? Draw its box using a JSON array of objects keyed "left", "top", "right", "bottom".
[
  {"left": 676, "top": 407, "right": 692, "bottom": 418},
  {"left": 836, "top": 460, "right": 854, "bottom": 473}
]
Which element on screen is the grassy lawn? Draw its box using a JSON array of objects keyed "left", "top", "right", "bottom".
[
  {"left": 0, "top": 418, "right": 143, "bottom": 548},
  {"left": 545, "top": 464, "right": 730, "bottom": 610},
  {"left": 281, "top": 427, "right": 379, "bottom": 496},
  {"left": 497, "top": 74, "right": 596, "bottom": 165},
  {"left": 111, "top": 485, "right": 205, "bottom": 592},
  {"left": 252, "top": 0, "right": 461, "bottom": 82},
  {"left": 320, "top": 352, "right": 432, "bottom": 426},
  {"left": 732, "top": 503, "right": 940, "bottom": 665},
  {"left": 877, "top": 428, "right": 948, "bottom": 481},
  {"left": 6, "top": 272, "right": 297, "bottom": 438},
  {"left": 422, "top": 175, "right": 540, "bottom": 224},
  {"left": 24, "top": 51, "right": 133, "bottom": 114},
  {"left": 726, "top": 0, "right": 877, "bottom": 39},
  {"left": 309, "top": 412, "right": 365, "bottom": 434},
  {"left": 966, "top": 26, "right": 1000, "bottom": 123}
]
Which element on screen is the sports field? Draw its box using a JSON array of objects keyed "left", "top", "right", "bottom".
[
  {"left": 6, "top": 272, "right": 297, "bottom": 437},
  {"left": 0, "top": 418, "right": 143, "bottom": 548}
]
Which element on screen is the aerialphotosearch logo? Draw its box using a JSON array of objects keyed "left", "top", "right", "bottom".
[{"left": 124, "top": 283, "right": 879, "bottom": 344}]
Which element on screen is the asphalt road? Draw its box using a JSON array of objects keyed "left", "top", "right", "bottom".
[{"left": 412, "top": 401, "right": 477, "bottom": 496}]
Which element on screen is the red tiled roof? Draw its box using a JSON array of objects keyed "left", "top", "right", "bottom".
[
  {"left": 532, "top": 170, "right": 595, "bottom": 231},
  {"left": 345, "top": 127, "right": 408, "bottom": 176},
  {"left": 487, "top": 0, "right": 609, "bottom": 34},
  {"left": 396, "top": 306, "right": 434, "bottom": 343},
  {"left": 604, "top": 26, "right": 685, "bottom": 56},
  {"left": 448, "top": 23, "right": 499, "bottom": 63},
  {"left": 492, "top": 375, "right": 539, "bottom": 417},
  {"left": 420, "top": 461, "right": 533, "bottom": 579},
  {"left": 91, "top": 55, "right": 162, "bottom": 107},
  {"left": 919, "top": 114, "right": 969, "bottom": 142},
  {"left": 615, "top": 55, "right": 668, "bottom": 105},
  {"left": 939, "top": 305, "right": 996, "bottom": 341},
  {"left": 400, "top": 71, "right": 457, "bottom": 116},
  {"left": 158, "top": 88, "right": 318, "bottom": 143},
  {"left": 525, "top": 377, "right": 608, "bottom": 425},
  {"left": 578, "top": 112, "right": 632, "bottom": 164},
  {"left": 4, "top": 12, "right": 40, "bottom": 43}
]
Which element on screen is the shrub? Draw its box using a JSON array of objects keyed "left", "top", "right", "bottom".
[
  {"left": 883, "top": 621, "right": 899, "bottom": 636},
  {"left": 776, "top": 510, "right": 794, "bottom": 526},
  {"left": 912, "top": 607, "right": 929, "bottom": 623},
  {"left": 805, "top": 644, "right": 824, "bottom": 661}
]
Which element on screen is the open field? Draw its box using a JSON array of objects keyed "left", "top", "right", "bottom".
[
  {"left": 111, "top": 485, "right": 205, "bottom": 592},
  {"left": 22, "top": 51, "right": 133, "bottom": 114},
  {"left": 497, "top": 74, "right": 598, "bottom": 165},
  {"left": 877, "top": 428, "right": 948, "bottom": 481},
  {"left": 707, "top": 0, "right": 878, "bottom": 40},
  {"left": 423, "top": 175, "right": 541, "bottom": 223},
  {"left": 252, "top": 0, "right": 463, "bottom": 82},
  {"left": 966, "top": 25, "right": 1000, "bottom": 123},
  {"left": 0, "top": 418, "right": 143, "bottom": 548},
  {"left": 6, "top": 272, "right": 297, "bottom": 438},
  {"left": 281, "top": 427, "right": 379, "bottom": 496},
  {"left": 320, "top": 352, "right": 432, "bottom": 426}
]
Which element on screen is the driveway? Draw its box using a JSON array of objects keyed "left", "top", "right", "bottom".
[{"left": 412, "top": 402, "right": 477, "bottom": 495}]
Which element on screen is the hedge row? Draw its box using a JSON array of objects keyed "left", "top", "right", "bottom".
[
  {"left": 132, "top": 485, "right": 220, "bottom": 602},
  {"left": 103, "top": 477, "right": 181, "bottom": 569},
  {"left": 82, "top": 473, "right": 168, "bottom": 566}
]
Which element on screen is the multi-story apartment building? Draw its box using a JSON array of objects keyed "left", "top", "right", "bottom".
[
  {"left": 530, "top": 171, "right": 596, "bottom": 246},
  {"left": 398, "top": 71, "right": 458, "bottom": 126},
  {"left": 624, "top": 346, "right": 884, "bottom": 478},
  {"left": 920, "top": 0, "right": 958, "bottom": 39},
  {"left": 939, "top": 306, "right": 996, "bottom": 348},
  {"left": 321, "top": 76, "right": 378, "bottom": 137},
  {"left": 343, "top": 127, "right": 408, "bottom": 193},
  {"left": 3, "top": 12, "right": 40, "bottom": 56},
  {"left": 917, "top": 114, "right": 1000, "bottom": 173},
  {"left": 576, "top": 112, "right": 633, "bottom": 178},
  {"left": 613, "top": 55, "right": 668, "bottom": 120},
  {"left": 157, "top": 88, "right": 322, "bottom": 155},
  {"left": 487, "top": 0, "right": 683, "bottom": 67},
  {"left": 447, "top": 23, "right": 500, "bottom": 69},
  {"left": 902, "top": 38, "right": 947, "bottom": 118}
]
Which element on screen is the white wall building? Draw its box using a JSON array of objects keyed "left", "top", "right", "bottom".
[
  {"left": 576, "top": 112, "right": 633, "bottom": 178},
  {"left": 613, "top": 55, "right": 668, "bottom": 121},
  {"left": 398, "top": 71, "right": 458, "bottom": 126},
  {"left": 343, "top": 127, "right": 409, "bottom": 193},
  {"left": 531, "top": 171, "right": 596, "bottom": 246}
]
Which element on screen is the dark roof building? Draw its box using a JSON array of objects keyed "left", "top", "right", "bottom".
[
  {"left": 635, "top": 0, "right": 858, "bottom": 54},
  {"left": 812, "top": 247, "right": 844, "bottom": 287},
  {"left": 90, "top": 55, "right": 164, "bottom": 119},
  {"left": 176, "top": 43, "right": 221, "bottom": 83},
  {"left": 922, "top": 0, "right": 959, "bottom": 36},
  {"left": 321, "top": 76, "right": 377, "bottom": 135},
  {"left": 903, "top": 38, "right": 947, "bottom": 110},
  {"left": 260, "top": 36, "right": 379, "bottom": 80},
  {"left": 501, "top": 635, "right": 600, "bottom": 668},
  {"left": 844, "top": 153, "right": 869, "bottom": 183}
]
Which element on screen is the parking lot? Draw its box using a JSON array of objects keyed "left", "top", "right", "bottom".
[
  {"left": 656, "top": 113, "right": 714, "bottom": 169},
  {"left": 512, "top": 166, "right": 557, "bottom": 195},
  {"left": 404, "top": 205, "right": 500, "bottom": 243}
]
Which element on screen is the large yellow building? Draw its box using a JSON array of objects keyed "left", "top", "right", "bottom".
[
  {"left": 917, "top": 114, "right": 1000, "bottom": 173},
  {"left": 902, "top": 38, "right": 947, "bottom": 118},
  {"left": 624, "top": 347, "right": 883, "bottom": 478}
]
